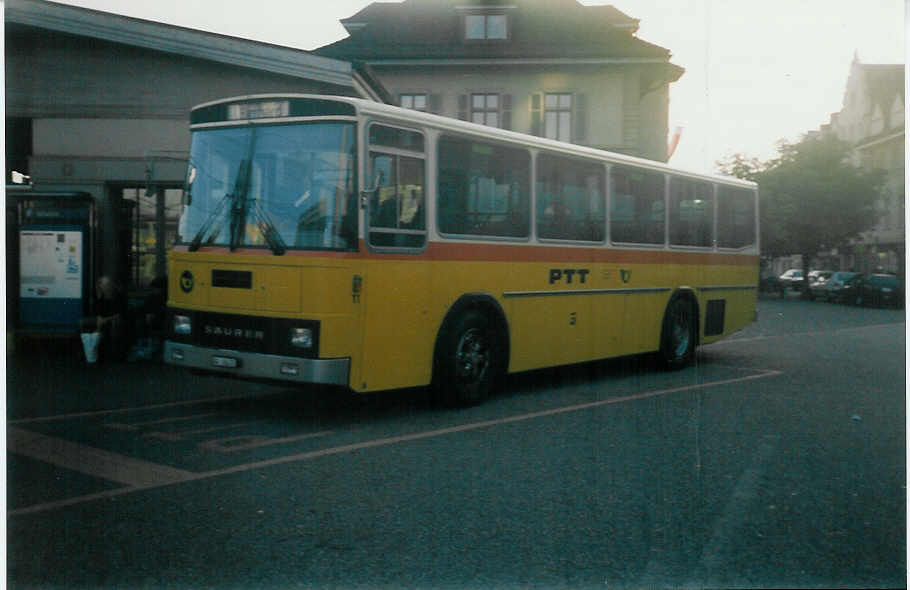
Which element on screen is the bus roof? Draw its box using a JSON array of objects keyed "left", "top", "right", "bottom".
[{"left": 191, "top": 93, "right": 758, "bottom": 190}]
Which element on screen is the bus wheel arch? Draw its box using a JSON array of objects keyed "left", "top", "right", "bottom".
[
  {"left": 659, "top": 289, "right": 699, "bottom": 370},
  {"left": 432, "top": 294, "right": 509, "bottom": 406}
]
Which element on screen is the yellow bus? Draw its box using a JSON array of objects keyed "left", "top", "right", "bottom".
[{"left": 165, "top": 94, "right": 758, "bottom": 405}]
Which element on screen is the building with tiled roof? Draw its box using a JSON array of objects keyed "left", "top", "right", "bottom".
[{"left": 315, "top": 0, "right": 684, "bottom": 161}]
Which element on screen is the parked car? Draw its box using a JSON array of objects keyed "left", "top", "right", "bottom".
[
  {"left": 808, "top": 270, "right": 833, "bottom": 300},
  {"left": 777, "top": 269, "right": 804, "bottom": 291},
  {"left": 825, "top": 271, "right": 858, "bottom": 302},
  {"left": 843, "top": 273, "right": 904, "bottom": 308}
]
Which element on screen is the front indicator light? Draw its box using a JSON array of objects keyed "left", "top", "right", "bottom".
[
  {"left": 290, "top": 327, "right": 313, "bottom": 349},
  {"left": 174, "top": 315, "right": 192, "bottom": 335}
]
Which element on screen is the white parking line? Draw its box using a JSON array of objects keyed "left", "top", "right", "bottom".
[
  {"left": 9, "top": 391, "right": 278, "bottom": 426},
  {"left": 145, "top": 420, "right": 268, "bottom": 442},
  {"left": 708, "top": 321, "right": 903, "bottom": 345},
  {"left": 105, "top": 412, "right": 220, "bottom": 431},
  {"left": 8, "top": 369, "right": 782, "bottom": 517},
  {"left": 197, "top": 430, "right": 334, "bottom": 453},
  {"left": 8, "top": 427, "right": 194, "bottom": 488}
]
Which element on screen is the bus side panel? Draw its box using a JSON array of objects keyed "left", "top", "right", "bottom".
[
  {"left": 358, "top": 259, "right": 433, "bottom": 392},
  {"left": 505, "top": 260, "right": 598, "bottom": 373},
  {"left": 425, "top": 260, "right": 510, "bottom": 367},
  {"left": 299, "top": 264, "right": 363, "bottom": 359},
  {"left": 616, "top": 261, "right": 679, "bottom": 355},
  {"left": 621, "top": 290, "right": 667, "bottom": 355},
  {"left": 508, "top": 294, "right": 594, "bottom": 372},
  {"left": 699, "top": 262, "right": 759, "bottom": 345}
]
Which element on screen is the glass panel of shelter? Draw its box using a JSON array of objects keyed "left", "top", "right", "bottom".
[{"left": 121, "top": 186, "right": 183, "bottom": 288}]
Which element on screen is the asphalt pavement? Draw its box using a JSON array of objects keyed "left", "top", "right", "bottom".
[{"left": 6, "top": 296, "right": 906, "bottom": 589}]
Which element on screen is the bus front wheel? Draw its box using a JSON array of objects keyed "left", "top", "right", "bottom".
[
  {"left": 434, "top": 309, "right": 504, "bottom": 407},
  {"left": 660, "top": 296, "right": 696, "bottom": 370}
]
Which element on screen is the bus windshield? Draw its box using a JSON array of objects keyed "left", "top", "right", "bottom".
[{"left": 179, "top": 122, "right": 357, "bottom": 251}]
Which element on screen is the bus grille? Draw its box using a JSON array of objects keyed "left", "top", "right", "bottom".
[{"left": 169, "top": 310, "right": 319, "bottom": 358}]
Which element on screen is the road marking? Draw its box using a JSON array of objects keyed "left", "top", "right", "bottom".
[
  {"left": 144, "top": 420, "right": 268, "bottom": 442},
  {"left": 10, "top": 320, "right": 898, "bottom": 427},
  {"left": 9, "top": 369, "right": 783, "bottom": 517},
  {"left": 193, "top": 370, "right": 784, "bottom": 479},
  {"left": 8, "top": 426, "right": 194, "bottom": 488},
  {"left": 105, "top": 412, "right": 220, "bottom": 432},
  {"left": 709, "top": 321, "right": 903, "bottom": 345},
  {"left": 686, "top": 434, "right": 781, "bottom": 586},
  {"left": 9, "top": 391, "right": 279, "bottom": 425},
  {"left": 197, "top": 430, "right": 334, "bottom": 453}
]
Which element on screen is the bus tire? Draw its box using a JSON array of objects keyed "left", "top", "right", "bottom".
[
  {"left": 433, "top": 308, "right": 504, "bottom": 407},
  {"left": 659, "top": 295, "right": 696, "bottom": 370}
]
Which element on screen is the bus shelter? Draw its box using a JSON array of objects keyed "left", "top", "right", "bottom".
[{"left": 6, "top": 189, "right": 96, "bottom": 338}]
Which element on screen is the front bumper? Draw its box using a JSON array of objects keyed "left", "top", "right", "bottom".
[{"left": 164, "top": 340, "right": 350, "bottom": 387}]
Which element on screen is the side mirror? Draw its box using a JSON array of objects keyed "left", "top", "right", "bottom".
[{"left": 185, "top": 166, "right": 197, "bottom": 205}]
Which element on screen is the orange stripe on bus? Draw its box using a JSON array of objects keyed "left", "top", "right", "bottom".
[{"left": 171, "top": 242, "right": 758, "bottom": 266}]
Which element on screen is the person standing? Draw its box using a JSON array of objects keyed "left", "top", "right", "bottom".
[{"left": 80, "top": 275, "right": 127, "bottom": 362}]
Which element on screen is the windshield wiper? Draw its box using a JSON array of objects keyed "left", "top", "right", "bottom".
[
  {"left": 227, "top": 158, "right": 253, "bottom": 252},
  {"left": 188, "top": 131, "right": 256, "bottom": 252},
  {"left": 250, "top": 200, "right": 287, "bottom": 255},
  {"left": 187, "top": 192, "right": 229, "bottom": 252},
  {"left": 185, "top": 128, "right": 286, "bottom": 255}
]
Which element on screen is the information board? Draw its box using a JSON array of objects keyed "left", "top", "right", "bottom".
[{"left": 20, "top": 230, "right": 83, "bottom": 299}]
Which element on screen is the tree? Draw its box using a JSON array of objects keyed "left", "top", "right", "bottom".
[{"left": 718, "top": 134, "right": 883, "bottom": 295}]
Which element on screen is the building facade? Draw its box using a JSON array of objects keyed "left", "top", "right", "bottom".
[
  {"left": 816, "top": 57, "right": 905, "bottom": 275},
  {"left": 5, "top": 0, "right": 386, "bottom": 335},
  {"left": 315, "top": 0, "right": 683, "bottom": 162}
]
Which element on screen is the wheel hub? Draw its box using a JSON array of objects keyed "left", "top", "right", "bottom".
[{"left": 456, "top": 328, "right": 489, "bottom": 383}]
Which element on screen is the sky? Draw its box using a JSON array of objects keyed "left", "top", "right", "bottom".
[{"left": 54, "top": 0, "right": 906, "bottom": 175}]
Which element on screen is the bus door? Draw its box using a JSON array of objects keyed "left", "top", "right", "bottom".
[{"left": 359, "top": 123, "right": 431, "bottom": 392}]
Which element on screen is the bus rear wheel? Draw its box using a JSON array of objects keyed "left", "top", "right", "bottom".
[
  {"left": 660, "top": 296, "right": 696, "bottom": 370},
  {"left": 434, "top": 309, "right": 503, "bottom": 407}
]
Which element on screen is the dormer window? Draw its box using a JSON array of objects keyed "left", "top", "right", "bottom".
[{"left": 464, "top": 14, "right": 508, "bottom": 40}]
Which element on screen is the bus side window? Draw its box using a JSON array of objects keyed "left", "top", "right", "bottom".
[
  {"left": 610, "top": 166, "right": 664, "bottom": 245},
  {"left": 437, "top": 134, "right": 529, "bottom": 239},
  {"left": 367, "top": 123, "right": 427, "bottom": 250},
  {"left": 438, "top": 167, "right": 469, "bottom": 234},
  {"left": 669, "top": 177, "right": 713, "bottom": 248},
  {"left": 717, "top": 186, "right": 756, "bottom": 249},
  {"left": 370, "top": 154, "right": 396, "bottom": 228},
  {"left": 536, "top": 153, "right": 605, "bottom": 242}
]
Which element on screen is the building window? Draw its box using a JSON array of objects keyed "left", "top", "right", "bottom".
[
  {"left": 544, "top": 94, "right": 573, "bottom": 143},
  {"left": 465, "top": 14, "right": 507, "bottom": 40},
  {"left": 400, "top": 94, "right": 428, "bottom": 112},
  {"left": 471, "top": 94, "right": 499, "bottom": 127}
]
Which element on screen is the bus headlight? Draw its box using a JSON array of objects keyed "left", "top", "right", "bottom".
[
  {"left": 290, "top": 327, "right": 313, "bottom": 349},
  {"left": 174, "top": 315, "right": 192, "bottom": 335}
]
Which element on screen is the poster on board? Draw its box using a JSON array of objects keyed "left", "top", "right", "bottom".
[{"left": 20, "top": 230, "right": 83, "bottom": 300}]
